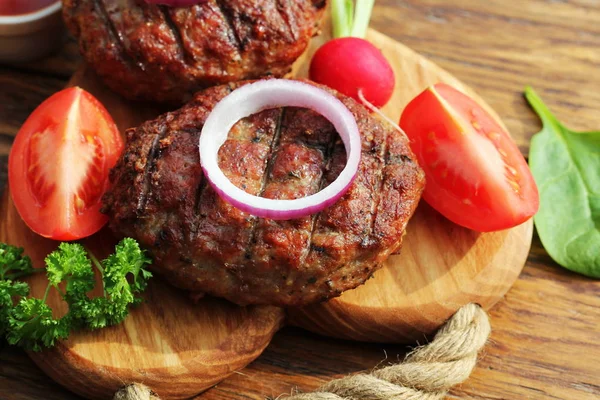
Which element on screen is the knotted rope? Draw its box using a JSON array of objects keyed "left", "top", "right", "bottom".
[
  {"left": 113, "top": 303, "right": 490, "bottom": 400},
  {"left": 113, "top": 384, "right": 160, "bottom": 400}
]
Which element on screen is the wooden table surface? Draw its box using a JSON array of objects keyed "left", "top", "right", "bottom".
[{"left": 1, "top": 1, "right": 599, "bottom": 399}]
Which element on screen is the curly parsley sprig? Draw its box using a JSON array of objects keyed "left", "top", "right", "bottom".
[
  {"left": 0, "top": 244, "right": 35, "bottom": 337},
  {"left": 0, "top": 239, "right": 152, "bottom": 351}
]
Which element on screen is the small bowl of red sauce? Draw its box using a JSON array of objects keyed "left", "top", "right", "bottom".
[{"left": 0, "top": 0, "right": 64, "bottom": 63}]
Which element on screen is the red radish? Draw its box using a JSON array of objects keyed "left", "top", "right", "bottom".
[
  {"left": 309, "top": 0, "right": 395, "bottom": 108},
  {"left": 310, "top": 37, "right": 394, "bottom": 108}
]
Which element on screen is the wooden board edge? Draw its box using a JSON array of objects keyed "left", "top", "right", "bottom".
[
  {"left": 26, "top": 306, "right": 285, "bottom": 400},
  {"left": 288, "top": 219, "right": 533, "bottom": 343}
]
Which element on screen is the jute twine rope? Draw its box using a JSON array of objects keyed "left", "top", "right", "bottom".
[
  {"left": 113, "top": 303, "right": 490, "bottom": 400},
  {"left": 113, "top": 384, "right": 160, "bottom": 400}
]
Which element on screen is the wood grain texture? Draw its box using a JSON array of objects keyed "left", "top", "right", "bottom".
[
  {"left": 1, "top": 1, "right": 599, "bottom": 399},
  {"left": 0, "top": 13, "right": 533, "bottom": 398},
  {"left": 372, "top": 0, "right": 600, "bottom": 155}
]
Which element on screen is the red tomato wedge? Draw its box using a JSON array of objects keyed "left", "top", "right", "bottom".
[
  {"left": 400, "top": 83, "right": 539, "bottom": 232},
  {"left": 9, "top": 87, "right": 123, "bottom": 241}
]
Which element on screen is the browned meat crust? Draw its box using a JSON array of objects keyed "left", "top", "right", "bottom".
[
  {"left": 62, "top": 0, "right": 326, "bottom": 103},
  {"left": 102, "top": 81, "right": 425, "bottom": 306}
]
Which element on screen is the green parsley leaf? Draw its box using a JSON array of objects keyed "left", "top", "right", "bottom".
[
  {"left": 6, "top": 297, "right": 70, "bottom": 352},
  {"left": 0, "top": 238, "right": 152, "bottom": 351},
  {"left": 103, "top": 238, "right": 152, "bottom": 296},
  {"left": 0, "top": 243, "right": 34, "bottom": 281},
  {"left": 45, "top": 243, "right": 95, "bottom": 301},
  {"left": 101, "top": 238, "right": 152, "bottom": 325},
  {"left": 0, "top": 244, "right": 36, "bottom": 338},
  {"left": 0, "top": 280, "right": 29, "bottom": 336},
  {"left": 69, "top": 296, "right": 111, "bottom": 330}
]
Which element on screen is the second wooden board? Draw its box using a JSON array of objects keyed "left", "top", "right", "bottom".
[{"left": 288, "top": 29, "right": 534, "bottom": 342}]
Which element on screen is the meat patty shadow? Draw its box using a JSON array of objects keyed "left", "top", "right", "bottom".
[{"left": 390, "top": 201, "right": 482, "bottom": 295}]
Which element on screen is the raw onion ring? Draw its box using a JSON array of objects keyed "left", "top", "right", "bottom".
[{"left": 199, "top": 79, "right": 361, "bottom": 220}]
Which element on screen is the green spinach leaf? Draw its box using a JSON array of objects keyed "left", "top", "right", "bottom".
[{"left": 526, "top": 87, "right": 600, "bottom": 278}]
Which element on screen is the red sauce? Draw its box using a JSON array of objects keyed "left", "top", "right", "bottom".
[{"left": 0, "top": 0, "right": 57, "bottom": 16}]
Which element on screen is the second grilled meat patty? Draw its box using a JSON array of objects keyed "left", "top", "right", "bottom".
[
  {"left": 63, "top": 0, "right": 326, "bottom": 103},
  {"left": 102, "top": 81, "right": 425, "bottom": 306}
]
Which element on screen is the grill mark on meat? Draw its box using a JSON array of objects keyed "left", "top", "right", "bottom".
[
  {"left": 194, "top": 174, "right": 208, "bottom": 218},
  {"left": 261, "top": 108, "right": 286, "bottom": 188},
  {"left": 299, "top": 124, "right": 339, "bottom": 267},
  {"left": 244, "top": 107, "right": 335, "bottom": 299},
  {"left": 159, "top": 6, "right": 193, "bottom": 65},
  {"left": 363, "top": 125, "right": 391, "bottom": 249},
  {"left": 372, "top": 134, "right": 425, "bottom": 254},
  {"left": 189, "top": 144, "right": 207, "bottom": 240},
  {"left": 276, "top": 0, "right": 298, "bottom": 41},
  {"left": 243, "top": 108, "right": 286, "bottom": 254},
  {"left": 215, "top": 0, "right": 244, "bottom": 53},
  {"left": 96, "top": 0, "right": 146, "bottom": 72},
  {"left": 195, "top": 85, "right": 234, "bottom": 219},
  {"left": 136, "top": 133, "right": 162, "bottom": 214}
]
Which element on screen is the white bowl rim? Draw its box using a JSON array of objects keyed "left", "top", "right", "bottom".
[{"left": 0, "top": 2, "right": 62, "bottom": 25}]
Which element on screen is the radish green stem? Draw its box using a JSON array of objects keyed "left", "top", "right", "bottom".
[
  {"left": 345, "top": 0, "right": 354, "bottom": 34},
  {"left": 350, "top": 0, "right": 375, "bottom": 38},
  {"left": 332, "top": 0, "right": 351, "bottom": 37},
  {"left": 332, "top": 0, "right": 376, "bottom": 39}
]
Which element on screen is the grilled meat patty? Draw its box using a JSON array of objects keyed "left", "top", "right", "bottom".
[
  {"left": 102, "top": 81, "right": 425, "bottom": 306},
  {"left": 62, "top": 0, "right": 326, "bottom": 103}
]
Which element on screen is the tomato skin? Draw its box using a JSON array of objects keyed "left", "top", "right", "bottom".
[
  {"left": 309, "top": 37, "right": 395, "bottom": 108},
  {"left": 400, "top": 83, "right": 539, "bottom": 232},
  {"left": 9, "top": 87, "right": 123, "bottom": 241}
]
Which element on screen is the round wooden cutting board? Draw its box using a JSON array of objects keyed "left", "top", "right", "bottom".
[
  {"left": 0, "top": 21, "right": 533, "bottom": 400},
  {"left": 0, "top": 194, "right": 285, "bottom": 400},
  {"left": 287, "top": 28, "right": 534, "bottom": 342}
]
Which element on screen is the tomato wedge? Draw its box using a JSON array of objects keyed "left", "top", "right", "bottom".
[
  {"left": 9, "top": 87, "right": 123, "bottom": 241},
  {"left": 400, "top": 83, "right": 539, "bottom": 232}
]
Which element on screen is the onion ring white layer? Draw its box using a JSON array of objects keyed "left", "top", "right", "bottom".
[{"left": 199, "top": 79, "right": 361, "bottom": 220}]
